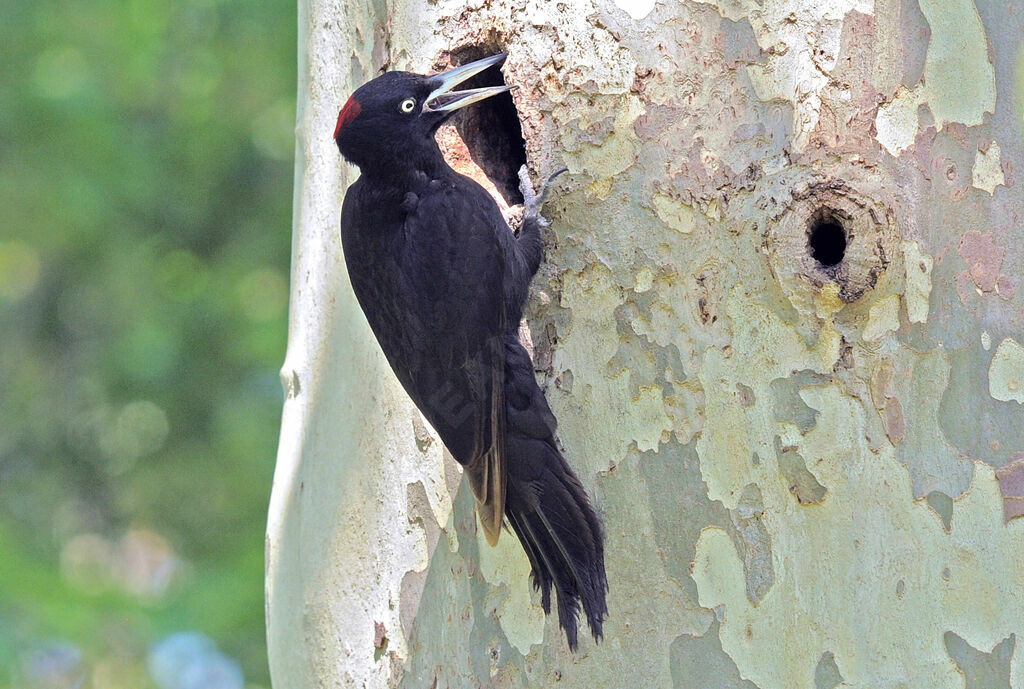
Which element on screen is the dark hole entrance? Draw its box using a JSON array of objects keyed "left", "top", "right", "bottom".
[
  {"left": 808, "top": 213, "right": 847, "bottom": 267},
  {"left": 445, "top": 45, "right": 527, "bottom": 205}
]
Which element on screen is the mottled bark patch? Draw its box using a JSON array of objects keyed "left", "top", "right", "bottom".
[
  {"left": 670, "top": 620, "right": 757, "bottom": 689},
  {"left": 774, "top": 436, "right": 828, "bottom": 505},
  {"left": 814, "top": 651, "right": 843, "bottom": 689},
  {"left": 925, "top": 490, "right": 953, "bottom": 532},
  {"left": 944, "top": 632, "right": 1015, "bottom": 689},
  {"left": 995, "top": 455, "right": 1024, "bottom": 523}
]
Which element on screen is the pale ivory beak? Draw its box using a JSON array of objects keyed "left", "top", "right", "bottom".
[{"left": 422, "top": 53, "right": 514, "bottom": 113}]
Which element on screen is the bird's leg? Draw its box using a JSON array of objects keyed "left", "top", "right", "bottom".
[
  {"left": 516, "top": 165, "right": 567, "bottom": 277},
  {"left": 518, "top": 165, "right": 567, "bottom": 228}
]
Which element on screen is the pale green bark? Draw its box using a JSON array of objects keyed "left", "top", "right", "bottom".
[{"left": 269, "top": 0, "right": 1024, "bottom": 686}]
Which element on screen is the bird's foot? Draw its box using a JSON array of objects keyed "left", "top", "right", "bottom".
[{"left": 519, "top": 165, "right": 567, "bottom": 227}]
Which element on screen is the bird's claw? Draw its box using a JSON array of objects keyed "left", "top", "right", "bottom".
[{"left": 519, "top": 165, "right": 567, "bottom": 227}]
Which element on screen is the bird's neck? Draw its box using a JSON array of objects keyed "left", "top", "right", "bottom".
[{"left": 358, "top": 141, "right": 452, "bottom": 191}]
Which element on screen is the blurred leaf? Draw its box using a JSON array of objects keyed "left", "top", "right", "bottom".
[{"left": 0, "top": 0, "right": 294, "bottom": 683}]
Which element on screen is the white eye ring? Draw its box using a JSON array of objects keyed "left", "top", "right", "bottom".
[{"left": 399, "top": 98, "right": 416, "bottom": 113}]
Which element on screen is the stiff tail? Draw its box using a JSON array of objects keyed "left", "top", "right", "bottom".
[{"left": 504, "top": 435, "right": 608, "bottom": 650}]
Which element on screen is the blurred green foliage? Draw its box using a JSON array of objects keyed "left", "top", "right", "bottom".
[{"left": 0, "top": 0, "right": 294, "bottom": 684}]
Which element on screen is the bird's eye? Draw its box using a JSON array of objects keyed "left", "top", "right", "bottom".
[{"left": 399, "top": 98, "right": 416, "bottom": 114}]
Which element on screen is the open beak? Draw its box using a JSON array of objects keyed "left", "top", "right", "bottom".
[{"left": 423, "top": 53, "right": 514, "bottom": 113}]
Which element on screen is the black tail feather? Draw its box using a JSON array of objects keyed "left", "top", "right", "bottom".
[{"left": 505, "top": 435, "right": 608, "bottom": 650}]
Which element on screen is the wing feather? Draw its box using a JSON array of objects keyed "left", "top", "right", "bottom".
[{"left": 396, "top": 176, "right": 516, "bottom": 545}]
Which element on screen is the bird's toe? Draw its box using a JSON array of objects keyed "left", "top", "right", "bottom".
[
  {"left": 518, "top": 164, "right": 537, "bottom": 209},
  {"left": 520, "top": 166, "right": 567, "bottom": 226}
]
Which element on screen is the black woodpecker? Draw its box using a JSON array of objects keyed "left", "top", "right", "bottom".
[{"left": 333, "top": 53, "right": 607, "bottom": 649}]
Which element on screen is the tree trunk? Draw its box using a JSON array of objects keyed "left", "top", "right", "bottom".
[{"left": 268, "top": 1, "right": 1024, "bottom": 687}]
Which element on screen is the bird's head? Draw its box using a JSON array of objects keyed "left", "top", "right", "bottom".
[{"left": 334, "top": 53, "right": 512, "bottom": 174}]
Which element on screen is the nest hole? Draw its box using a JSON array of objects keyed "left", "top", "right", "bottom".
[
  {"left": 446, "top": 45, "right": 527, "bottom": 205},
  {"left": 808, "top": 211, "right": 847, "bottom": 267}
]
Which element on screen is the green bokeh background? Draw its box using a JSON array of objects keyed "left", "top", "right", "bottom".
[{"left": 0, "top": 0, "right": 295, "bottom": 684}]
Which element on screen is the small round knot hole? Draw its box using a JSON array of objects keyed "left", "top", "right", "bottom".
[{"left": 808, "top": 215, "right": 847, "bottom": 267}]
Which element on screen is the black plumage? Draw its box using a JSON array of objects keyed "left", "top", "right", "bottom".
[{"left": 333, "top": 54, "right": 607, "bottom": 649}]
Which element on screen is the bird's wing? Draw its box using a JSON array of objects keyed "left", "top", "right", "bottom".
[{"left": 400, "top": 177, "right": 517, "bottom": 546}]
